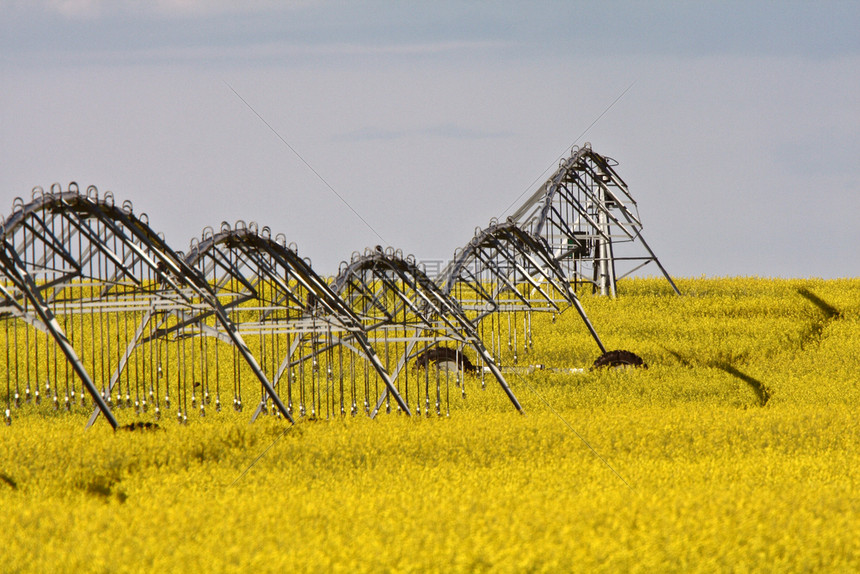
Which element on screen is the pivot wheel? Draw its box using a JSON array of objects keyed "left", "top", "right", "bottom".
[
  {"left": 414, "top": 347, "right": 477, "bottom": 374},
  {"left": 592, "top": 350, "right": 647, "bottom": 370}
]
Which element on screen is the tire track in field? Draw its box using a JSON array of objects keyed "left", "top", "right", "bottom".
[
  {"left": 664, "top": 288, "right": 843, "bottom": 407},
  {"left": 795, "top": 288, "right": 842, "bottom": 350},
  {"left": 664, "top": 347, "right": 771, "bottom": 407}
]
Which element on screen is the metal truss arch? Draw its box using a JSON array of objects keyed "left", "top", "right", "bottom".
[
  {"left": 182, "top": 224, "right": 411, "bottom": 419},
  {"left": 184, "top": 224, "right": 347, "bottom": 322},
  {"left": 509, "top": 143, "right": 680, "bottom": 296},
  {"left": 0, "top": 184, "right": 289, "bottom": 428},
  {"left": 0, "top": 184, "right": 204, "bottom": 428},
  {"left": 333, "top": 248, "right": 523, "bottom": 414},
  {"left": 440, "top": 219, "right": 604, "bottom": 353}
]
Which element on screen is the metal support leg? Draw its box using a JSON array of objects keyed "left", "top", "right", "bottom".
[{"left": 0, "top": 244, "right": 119, "bottom": 430}]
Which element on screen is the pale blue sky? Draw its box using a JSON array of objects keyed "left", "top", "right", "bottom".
[{"left": 2, "top": 1, "right": 858, "bottom": 277}]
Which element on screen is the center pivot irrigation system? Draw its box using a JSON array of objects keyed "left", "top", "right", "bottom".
[{"left": 1, "top": 144, "right": 677, "bottom": 428}]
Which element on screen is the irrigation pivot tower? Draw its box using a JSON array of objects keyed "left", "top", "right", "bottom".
[{"left": 509, "top": 143, "right": 680, "bottom": 297}]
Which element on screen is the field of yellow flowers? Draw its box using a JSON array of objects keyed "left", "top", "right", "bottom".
[{"left": 2, "top": 277, "right": 859, "bottom": 572}]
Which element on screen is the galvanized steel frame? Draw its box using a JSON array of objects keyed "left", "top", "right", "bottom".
[
  {"left": 509, "top": 143, "right": 680, "bottom": 296},
  {"left": 0, "top": 184, "right": 291, "bottom": 428},
  {"left": 180, "top": 224, "right": 411, "bottom": 419},
  {"left": 332, "top": 249, "right": 523, "bottom": 414},
  {"left": 439, "top": 220, "right": 605, "bottom": 354}
]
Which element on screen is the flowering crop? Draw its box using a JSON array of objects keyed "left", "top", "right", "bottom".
[{"left": 1, "top": 277, "right": 858, "bottom": 572}]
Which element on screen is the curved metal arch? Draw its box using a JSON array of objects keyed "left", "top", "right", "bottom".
[
  {"left": 1, "top": 185, "right": 190, "bottom": 297},
  {"left": 440, "top": 220, "right": 604, "bottom": 352},
  {"left": 512, "top": 145, "right": 632, "bottom": 240},
  {"left": 185, "top": 225, "right": 357, "bottom": 326},
  {"left": 509, "top": 143, "right": 680, "bottom": 296},
  {"left": 0, "top": 184, "right": 210, "bottom": 428},
  {"left": 0, "top": 184, "right": 288, "bottom": 428},
  {"left": 181, "top": 225, "right": 411, "bottom": 417},
  {"left": 334, "top": 248, "right": 459, "bottom": 329},
  {"left": 333, "top": 249, "right": 523, "bottom": 414}
]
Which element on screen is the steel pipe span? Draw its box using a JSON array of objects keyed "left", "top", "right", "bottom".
[
  {"left": 439, "top": 219, "right": 605, "bottom": 358},
  {"left": 0, "top": 184, "right": 296, "bottom": 428},
  {"left": 0, "top": 187, "right": 527, "bottom": 427},
  {"left": 509, "top": 143, "right": 679, "bottom": 297},
  {"left": 332, "top": 248, "right": 523, "bottom": 415},
  {"left": 2, "top": 146, "right": 676, "bottom": 427},
  {"left": 181, "top": 225, "right": 411, "bottom": 420}
]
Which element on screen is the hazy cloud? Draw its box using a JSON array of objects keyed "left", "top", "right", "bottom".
[
  {"left": 1, "top": 2, "right": 858, "bottom": 277},
  {"left": 340, "top": 124, "right": 514, "bottom": 142},
  {"left": 8, "top": 0, "right": 314, "bottom": 19}
]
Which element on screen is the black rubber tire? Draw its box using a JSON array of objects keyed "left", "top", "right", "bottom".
[
  {"left": 592, "top": 350, "right": 647, "bottom": 370},
  {"left": 120, "top": 421, "right": 161, "bottom": 431},
  {"left": 414, "top": 347, "right": 477, "bottom": 374}
]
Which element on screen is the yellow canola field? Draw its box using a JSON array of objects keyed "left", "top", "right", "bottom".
[{"left": 2, "top": 277, "right": 859, "bottom": 573}]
